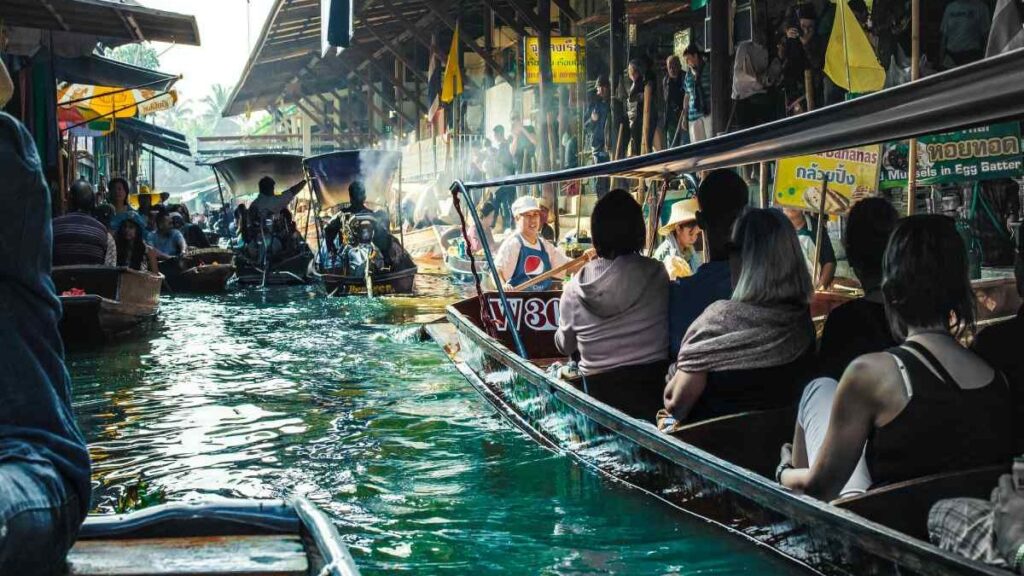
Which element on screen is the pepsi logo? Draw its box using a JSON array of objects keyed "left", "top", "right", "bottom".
[{"left": 523, "top": 255, "right": 546, "bottom": 276}]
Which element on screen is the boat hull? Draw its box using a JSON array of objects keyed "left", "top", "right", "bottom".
[
  {"left": 429, "top": 292, "right": 1010, "bottom": 576},
  {"left": 160, "top": 249, "right": 235, "bottom": 293},
  {"left": 317, "top": 265, "right": 417, "bottom": 296},
  {"left": 234, "top": 251, "right": 313, "bottom": 286},
  {"left": 53, "top": 266, "right": 161, "bottom": 342}
]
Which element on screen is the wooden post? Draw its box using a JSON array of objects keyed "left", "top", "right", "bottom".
[
  {"left": 709, "top": 0, "right": 730, "bottom": 136},
  {"left": 812, "top": 175, "right": 830, "bottom": 289},
  {"left": 804, "top": 69, "right": 816, "bottom": 111},
  {"left": 538, "top": 0, "right": 556, "bottom": 222},
  {"left": 906, "top": 0, "right": 921, "bottom": 216},
  {"left": 609, "top": 0, "right": 625, "bottom": 97},
  {"left": 641, "top": 81, "right": 653, "bottom": 155},
  {"left": 759, "top": 161, "right": 769, "bottom": 208}
]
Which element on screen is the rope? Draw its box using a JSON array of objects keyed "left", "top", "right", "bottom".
[{"left": 450, "top": 183, "right": 493, "bottom": 335}]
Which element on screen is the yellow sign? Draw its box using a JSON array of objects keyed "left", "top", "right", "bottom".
[
  {"left": 524, "top": 37, "right": 585, "bottom": 85},
  {"left": 773, "top": 145, "right": 882, "bottom": 214}
]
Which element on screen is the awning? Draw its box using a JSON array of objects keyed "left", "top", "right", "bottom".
[
  {"left": 54, "top": 54, "right": 179, "bottom": 91},
  {"left": 0, "top": 0, "right": 201, "bottom": 47},
  {"left": 116, "top": 118, "right": 191, "bottom": 156}
]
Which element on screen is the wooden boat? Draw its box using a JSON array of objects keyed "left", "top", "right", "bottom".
[
  {"left": 159, "top": 248, "right": 235, "bottom": 293},
  {"left": 53, "top": 265, "right": 162, "bottom": 342},
  {"left": 211, "top": 153, "right": 315, "bottom": 286},
  {"left": 427, "top": 51, "right": 1024, "bottom": 576},
  {"left": 68, "top": 498, "right": 359, "bottom": 576},
  {"left": 439, "top": 227, "right": 490, "bottom": 284},
  {"left": 402, "top": 224, "right": 452, "bottom": 264},
  {"left": 305, "top": 150, "right": 418, "bottom": 296}
]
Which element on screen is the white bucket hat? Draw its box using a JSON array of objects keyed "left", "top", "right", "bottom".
[
  {"left": 658, "top": 198, "right": 700, "bottom": 236},
  {"left": 511, "top": 196, "right": 543, "bottom": 217}
]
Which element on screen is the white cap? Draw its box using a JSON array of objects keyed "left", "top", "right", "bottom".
[{"left": 511, "top": 196, "right": 542, "bottom": 217}]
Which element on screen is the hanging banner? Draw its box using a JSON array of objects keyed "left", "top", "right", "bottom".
[
  {"left": 879, "top": 123, "right": 1023, "bottom": 188},
  {"left": 773, "top": 145, "right": 882, "bottom": 214},
  {"left": 524, "top": 37, "right": 585, "bottom": 85}
]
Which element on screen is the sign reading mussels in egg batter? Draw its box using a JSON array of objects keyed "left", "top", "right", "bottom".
[
  {"left": 879, "top": 122, "right": 1023, "bottom": 188},
  {"left": 774, "top": 145, "right": 882, "bottom": 215}
]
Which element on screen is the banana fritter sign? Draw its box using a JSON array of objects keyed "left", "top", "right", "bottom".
[{"left": 773, "top": 145, "right": 882, "bottom": 214}]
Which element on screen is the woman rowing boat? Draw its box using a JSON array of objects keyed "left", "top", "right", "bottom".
[{"left": 493, "top": 196, "right": 570, "bottom": 291}]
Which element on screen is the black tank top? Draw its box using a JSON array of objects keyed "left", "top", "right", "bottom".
[{"left": 866, "top": 341, "right": 1013, "bottom": 487}]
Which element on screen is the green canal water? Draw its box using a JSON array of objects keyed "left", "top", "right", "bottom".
[{"left": 67, "top": 280, "right": 802, "bottom": 575}]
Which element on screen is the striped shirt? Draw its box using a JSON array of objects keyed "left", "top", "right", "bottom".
[{"left": 52, "top": 212, "right": 110, "bottom": 266}]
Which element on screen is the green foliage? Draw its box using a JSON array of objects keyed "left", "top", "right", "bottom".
[
  {"left": 102, "top": 44, "right": 161, "bottom": 70},
  {"left": 113, "top": 478, "right": 167, "bottom": 514}
]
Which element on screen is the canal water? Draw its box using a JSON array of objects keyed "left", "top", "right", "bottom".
[{"left": 67, "top": 280, "right": 801, "bottom": 575}]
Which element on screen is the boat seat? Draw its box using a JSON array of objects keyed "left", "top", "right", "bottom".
[
  {"left": 832, "top": 464, "right": 1008, "bottom": 541},
  {"left": 67, "top": 534, "right": 308, "bottom": 576},
  {"left": 671, "top": 407, "right": 798, "bottom": 479}
]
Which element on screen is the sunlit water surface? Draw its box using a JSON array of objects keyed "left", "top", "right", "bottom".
[{"left": 67, "top": 276, "right": 801, "bottom": 574}]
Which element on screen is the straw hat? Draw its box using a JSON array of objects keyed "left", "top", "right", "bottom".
[
  {"left": 658, "top": 198, "right": 699, "bottom": 236},
  {"left": 512, "top": 196, "right": 543, "bottom": 217}
]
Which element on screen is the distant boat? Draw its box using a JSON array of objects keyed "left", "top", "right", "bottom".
[
  {"left": 305, "top": 150, "right": 418, "bottom": 297},
  {"left": 158, "top": 248, "right": 235, "bottom": 293},
  {"left": 68, "top": 498, "right": 360, "bottom": 576},
  {"left": 211, "top": 153, "right": 314, "bottom": 287},
  {"left": 53, "top": 265, "right": 162, "bottom": 342}
]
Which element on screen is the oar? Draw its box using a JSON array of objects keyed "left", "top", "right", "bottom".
[{"left": 511, "top": 252, "right": 592, "bottom": 292}]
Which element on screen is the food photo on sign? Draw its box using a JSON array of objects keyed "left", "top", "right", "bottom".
[{"left": 773, "top": 145, "right": 882, "bottom": 215}]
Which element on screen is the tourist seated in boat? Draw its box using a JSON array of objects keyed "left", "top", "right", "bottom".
[
  {"left": 928, "top": 470, "right": 1024, "bottom": 572},
  {"left": 653, "top": 198, "right": 702, "bottom": 281},
  {"left": 668, "top": 169, "right": 749, "bottom": 356},
  {"left": 538, "top": 196, "right": 556, "bottom": 242},
  {"left": 555, "top": 190, "right": 669, "bottom": 421},
  {"left": 108, "top": 177, "right": 146, "bottom": 234},
  {"left": 971, "top": 228, "right": 1024, "bottom": 449},
  {"left": 53, "top": 179, "right": 117, "bottom": 267},
  {"left": 0, "top": 102, "right": 91, "bottom": 574},
  {"left": 115, "top": 219, "right": 159, "bottom": 273},
  {"left": 466, "top": 201, "right": 498, "bottom": 253},
  {"left": 662, "top": 208, "right": 815, "bottom": 425},
  {"left": 817, "top": 197, "right": 899, "bottom": 380},
  {"left": 777, "top": 215, "right": 1014, "bottom": 501},
  {"left": 170, "top": 204, "right": 211, "bottom": 249},
  {"left": 494, "top": 196, "right": 571, "bottom": 291},
  {"left": 783, "top": 207, "right": 836, "bottom": 290},
  {"left": 151, "top": 209, "right": 188, "bottom": 260}
]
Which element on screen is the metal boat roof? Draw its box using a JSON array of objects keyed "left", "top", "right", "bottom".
[{"left": 211, "top": 153, "right": 306, "bottom": 201}]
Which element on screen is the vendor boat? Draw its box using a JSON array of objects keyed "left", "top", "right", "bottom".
[
  {"left": 53, "top": 265, "right": 162, "bottom": 342},
  {"left": 68, "top": 499, "right": 359, "bottom": 576},
  {"left": 426, "top": 50, "right": 1024, "bottom": 576},
  {"left": 438, "top": 227, "right": 490, "bottom": 284},
  {"left": 305, "top": 150, "right": 417, "bottom": 296},
  {"left": 158, "top": 248, "right": 235, "bottom": 293},
  {"left": 210, "top": 153, "right": 314, "bottom": 286}
]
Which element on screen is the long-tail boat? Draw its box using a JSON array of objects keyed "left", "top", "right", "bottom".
[
  {"left": 53, "top": 265, "right": 162, "bottom": 342},
  {"left": 305, "top": 150, "right": 417, "bottom": 296},
  {"left": 68, "top": 499, "right": 359, "bottom": 576},
  {"left": 210, "top": 153, "right": 315, "bottom": 286},
  {"left": 426, "top": 49, "right": 1024, "bottom": 576}
]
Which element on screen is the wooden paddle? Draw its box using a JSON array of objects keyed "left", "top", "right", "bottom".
[{"left": 510, "top": 252, "right": 592, "bottom": 292}]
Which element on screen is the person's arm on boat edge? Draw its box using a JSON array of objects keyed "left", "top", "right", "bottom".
[
  {"left": 779, "top": 358, "right": 883, "bottom": 500},
  {"left": 994, "top": 474, "right": 1024, "bottom": 574},
  {"left": 0, "top": 61, "right": 11, "bottom": 110},
  {"left": 146, "top": 245, "right": 160, "bottom": 273},
  {"left": 662, "top": 369, "right": 707, "bottom": 423}
]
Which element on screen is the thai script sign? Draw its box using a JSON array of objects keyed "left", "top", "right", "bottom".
[
  {"left": 879, "top": 123, "right": 1023, "bottom": 188},
  {"left": 486, "top": 296, "right": 560, "bottom": 332},
  {"left": 773, "top": 145, "right": 882, "bottom": 214},
  {"left": 524, "top": 37, "right": 585, "bottom": 85}
]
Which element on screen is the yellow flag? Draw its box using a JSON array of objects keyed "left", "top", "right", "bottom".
[
  {"left": 440, "top": 23, "right": 463, "bottom": 103},
  {"left": 824, "top": 0, "right": 885, "bottom": 93}
]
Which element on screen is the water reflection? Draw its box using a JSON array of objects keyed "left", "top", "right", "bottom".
[{"left": 68, "top": 277, "right": 798, "bottom": 575}]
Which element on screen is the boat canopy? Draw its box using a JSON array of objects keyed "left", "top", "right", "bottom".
[
  {"left": 457, "top": 48, "right": 1024, "bottom": 190},
  {"left": 211, "top": 153, "right": 306, "bottom": 204},
  {"left": 303, "top": 150, "right": 402, "bottom": 211}
]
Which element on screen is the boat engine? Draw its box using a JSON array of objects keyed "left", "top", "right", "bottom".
[{"left": 340, "top": 214, "right": 385, "bottom": 278}]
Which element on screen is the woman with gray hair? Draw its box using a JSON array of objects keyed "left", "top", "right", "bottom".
[{"left": 661, "top": 208, "right": 815, "bottom": 426}]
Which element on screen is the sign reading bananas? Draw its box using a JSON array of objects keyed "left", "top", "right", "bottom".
[
  {"left": 524, "top": 37, "right": 585, "bottom": 85},
  {"left": 773, "top": 145, "right": 882, "bottom": 214}
]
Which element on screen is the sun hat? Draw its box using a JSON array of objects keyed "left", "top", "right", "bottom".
[
  {"left": 512, "top": 196, "right": 543, "bottom": 217},
  {"left": 658, "top": 198, "right": 700, "bottom": 236}
]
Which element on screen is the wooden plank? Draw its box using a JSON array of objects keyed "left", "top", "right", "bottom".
[
  {"left": 68, "top": 535, "right": 307, "bottom": 576},
  {"left": 478, "top": 0, "right": 528, "bottom": 37},
  {"left": 504, "top": 0, "right": 546, "bottom": 32},
  {"left": 382, "top": 0, "right": 435, "bottom": 51},
  {"left": 362, "top": 19, "right": 429, "bottom": 85},
  {"left": 550, "top": 0, "right": 581, "bottom": 22}
]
